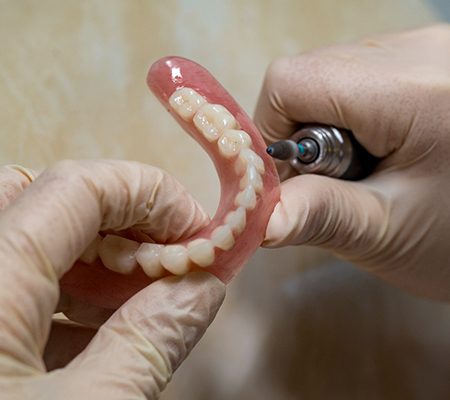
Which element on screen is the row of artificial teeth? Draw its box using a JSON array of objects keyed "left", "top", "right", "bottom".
[
  {"left": 170, "top": 86, "right": 265, "bottom": 176},
  {"left": 169, "top": 87, "right": 265, "bottom": 212},
  {"left": 80, "top": 212, "right": 243, "bottom": 278},
  {"left": 83, "top": 202, "right": 247, "bottom": 277},
  {"left": 79, "top": 88, "right": 266, "bottom": 278}
]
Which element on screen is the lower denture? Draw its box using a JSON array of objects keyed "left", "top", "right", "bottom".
[{"left": 60, "top": 57, "right": 280, "bottom": 309}]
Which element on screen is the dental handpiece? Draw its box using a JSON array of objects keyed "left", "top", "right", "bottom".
[{"left": 266, "top": 125, "right": 377, "bottom": 180}]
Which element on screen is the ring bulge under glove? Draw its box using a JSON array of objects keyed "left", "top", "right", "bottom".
[
  {"left": 0, "top": 161, "right": 225, "bottom": 400},
  {"left": 255, "top": 24, "right": 450, "bottom": 300}
]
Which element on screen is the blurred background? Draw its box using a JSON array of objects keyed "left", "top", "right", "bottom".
[{"left": 1, "top": 1, "right": 449, "bottom": 398}]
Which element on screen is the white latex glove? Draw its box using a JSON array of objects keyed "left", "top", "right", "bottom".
[
  {"left": 0, "top": 161, "right": 225, "bottom": 399},
  {"left": 254, "top": 24, "right": 450, "bottom": 301}
]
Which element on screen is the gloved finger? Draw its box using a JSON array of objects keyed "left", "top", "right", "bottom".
[
  {"left": 263, "top": 174, "right": 389, "bottom": 262},
  {"left": 0, "top": 165, "right": 37, "bottom": 210},
  {"left": 263, "top": 172, "right": 449, "bottom": 298},
  {"left": 56, "top": 292, "right": 114, "bottom": 328},
  {"left": 54, "top": 272, "right": 225, "bottom": 400},
  {"left": 44, "top": 320, "right": 97, "bottom": 371},
  {"left": 0, "top": 160, "right": 209, "bottom": 373},
  {"left": 254, "top": 49, "right": 416, "bottom": 159}
]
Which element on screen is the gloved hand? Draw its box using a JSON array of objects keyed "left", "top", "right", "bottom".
[
  {"left": 254, "top": 24, "right": 450, "bottom": 301},
  {"left": 0, "top": 161, "right": 225, "bottom": 399}
]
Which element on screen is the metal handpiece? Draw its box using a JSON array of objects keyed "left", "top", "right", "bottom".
[{"left": 266, "top": 125, "right": 377, "bottom": 180}]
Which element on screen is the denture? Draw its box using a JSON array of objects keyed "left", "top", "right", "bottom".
[{"left": 60, "top": 57, "right": 280, "bottom": 309}]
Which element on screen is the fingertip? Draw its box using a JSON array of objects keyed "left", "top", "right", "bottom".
[
  {"left": 262, "top": 202, "right": 282, "bottom": 247},
  {"left": 180, "top": 271, "right": 226, "bottom": 315},
  {"left": 0, "top": 165, "right": 36, "bottom": 210},
  {"left": 5, "top": 164, "right": 37, "bottom": 182},
  {"left": 152, "top": 271, "right": 226, "bottom": 317},
  {"left": 262, "top": 199, "right": 297, "bottom": 248},
  {"left": 261, "top": 174, "right": 331, "bottom": 248},
  {"left": 144, "top": 168, "right": 212, "bottom": 243},
  {"left": 195, "top": 205, "right": 212, "bottom": 230},
  {"left": 183, "top": 270, "right": 226, "bottom": 291}
]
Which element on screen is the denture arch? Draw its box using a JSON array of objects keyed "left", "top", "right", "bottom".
[{"left": 60, "top": 57, "right": 280, "bottom": 309}]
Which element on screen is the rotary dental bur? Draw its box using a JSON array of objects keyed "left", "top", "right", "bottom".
[{"left": 266, "top": 125, "right": 377, "bottom": 180}]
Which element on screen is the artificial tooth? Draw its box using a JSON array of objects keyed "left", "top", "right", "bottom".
[
  {"left": 160, "top": 245, "right": 190, "bottom": 275},
  {"left": 80, "top": 234, "right": 102, "bottom": 264},
  {"left": 224, "top": 207, "right": 247, "bottom": 235},
  {"left": 169, "top": 88, "right": 206, "bottom": 121},
  {"left": 235, "top": 186, "right": 257, "bottom": 210},
  {"left": 187, "top": 238, "right": 215, "bottom": 267},
  {"left": 193, "top": 103, "right": 237, "bottom": 142},
  {"left": 218, "top": 129, "right": 251, "bottom": 158},
  {"left": 235, "top": 148, "right": 265, "bottom": 175},
  {"left": 98, "top": 235, "right": 140, "bottom": 274},
  {"left": 240, "top": 164, "right": 263, "bottom": 194},
  {"left": 135, "top": 243, "right": 165, "bottom": 278},
  {"left": 211, "top": 225, "right": 235, "bottom": 251}
]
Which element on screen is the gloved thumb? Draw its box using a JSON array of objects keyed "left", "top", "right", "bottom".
[
  {"left": 46, "top": 272, "right": 225, "bottom": 400},
  {"left": 263, "top": 174, "right": 388, "bottom": 263}
]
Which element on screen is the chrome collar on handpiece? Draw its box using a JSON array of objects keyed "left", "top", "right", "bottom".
[{"left": 266, "top": 125, "right": 377, "bottom": 180}]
